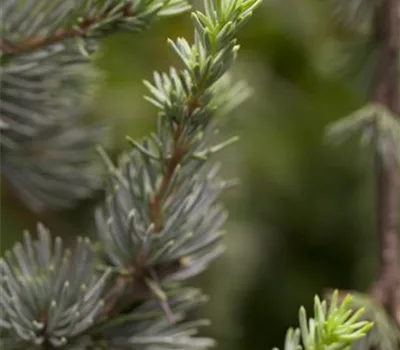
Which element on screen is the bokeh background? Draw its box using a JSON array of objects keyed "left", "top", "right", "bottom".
[{"left": 1, "top": 0, "right": 381, "bottom": 349}]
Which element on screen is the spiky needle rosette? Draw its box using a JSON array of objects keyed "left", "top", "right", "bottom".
[
  {"left": 0, "top": 223, "right": 110, "bottom": 348},
  {"left": 273, "top": 291, "right": 374, "bottom": 350}
]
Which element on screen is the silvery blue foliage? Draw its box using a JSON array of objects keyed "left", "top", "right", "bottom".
[
  {"left": 0, "top": 223, "right": 110, "bottom": 347},
  {"left": 89, "top": 288, "right": 215, "bottom": 349},
  {"left": 96, "top": 148, "right": 228, "bottom": 280},
  {"left": 1, "top": 121, "right": 106, "bottom": 212}
]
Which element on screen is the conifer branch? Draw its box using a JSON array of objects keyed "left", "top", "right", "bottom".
[
  {"left": 0, "top": 0, "right": 191, "bottom": 58},
  {"left": 95, "top": 0, "right": 262, "bottom": 332},
  {"left": 0, "top": 3, "right": 129, "bottom": 56}
]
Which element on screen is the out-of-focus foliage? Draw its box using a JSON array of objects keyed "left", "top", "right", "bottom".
[
  {"left": 0, "top": 0, "right": 387, "bottom": 349},
  {"left": 349, "top": 292, "right": 400, "bottom": 350}
]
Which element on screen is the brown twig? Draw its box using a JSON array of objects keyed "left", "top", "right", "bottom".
[
  {"left": 0, "top": 2, "right": 133, "bottom": 57},
  {"left": 369, "top": 0, "right": 400, "bottom": 325},
  {"left": 148, "top": 123, "right": 186, "bottom": 232},
  {"left": 148, "top": 96, "right": 201, "bottom": 232}
]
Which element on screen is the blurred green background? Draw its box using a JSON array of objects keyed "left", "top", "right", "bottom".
[{"left": 1, "top": 0, "right": 380, "bottom": 349}]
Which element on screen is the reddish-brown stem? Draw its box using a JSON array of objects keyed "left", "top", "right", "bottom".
[
  {"left": 148, "top": 96, "right": 201, "bottom": 232},
  {"left": 148, "top": 123, "right": 186, "bottom": 232},
  {"left": 369, "top": 0, "right": 400, "bottom": 324},
  {"left": 0, "top": 2, "right": 133, "bottom": 57}
]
